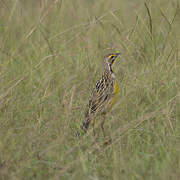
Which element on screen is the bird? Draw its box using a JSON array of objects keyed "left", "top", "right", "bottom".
[{"left": 81, "top": 53, "right": 120, "bottom": 136}]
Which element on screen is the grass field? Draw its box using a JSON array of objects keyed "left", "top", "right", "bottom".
[{"left": 0, "top": 0, "right": 180, "bottom": 179}]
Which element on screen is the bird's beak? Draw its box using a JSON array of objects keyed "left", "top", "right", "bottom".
[{"left": 115, "top": 53, "right": 120, "bottom": 57}]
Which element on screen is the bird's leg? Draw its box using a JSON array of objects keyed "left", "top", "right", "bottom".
[
  {"left": 91, "top": 119, "right": 99, "bottom": 144},
  {"left": 92, "top": 120, "right": 96, "bottom": 136},
  {"left": 101, "top": 115, "right": 112, "bottom": 146},
  {"left": 101, "top": 115, "right": 106, "bottom": 137}
]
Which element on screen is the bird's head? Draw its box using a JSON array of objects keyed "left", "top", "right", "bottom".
[{"left": 103, "top": 53, "right": 120, "bottom": 71}]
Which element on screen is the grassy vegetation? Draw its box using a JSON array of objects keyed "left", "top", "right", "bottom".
[{"left": 0, "top": 0, "right": 179, "bottom": 179}]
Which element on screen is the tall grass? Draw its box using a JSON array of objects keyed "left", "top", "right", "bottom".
[{"left": 0, "top": 0, "right": 179, "bottom": 179}]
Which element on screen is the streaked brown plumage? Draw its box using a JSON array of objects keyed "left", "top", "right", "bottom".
[{"left": 82, "top": 53, "right": 120, "bottom": 136}]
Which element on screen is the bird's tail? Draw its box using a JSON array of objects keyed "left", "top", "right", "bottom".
[
  {"left": 75, "top": 116, "right": 90, "bottom": 137},
  {"left": 75, "top": 111, "right": 91, "bottom": 137},
  {"left": 81, "top": 116, "right": 90, "bottom": 133}
]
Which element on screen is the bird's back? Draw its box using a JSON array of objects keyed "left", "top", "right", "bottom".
[{"left": 82, "top": 71, "right": 117, "bottom": 132}]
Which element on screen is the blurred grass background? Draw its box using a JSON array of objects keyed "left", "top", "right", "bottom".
[{"left": 0, "top": 0, "right": 179, "bottom": 179}]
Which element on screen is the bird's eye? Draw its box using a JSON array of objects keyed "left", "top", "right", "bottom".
[{"left": 110, "top": 55, "right": 115, "bottom": 59}]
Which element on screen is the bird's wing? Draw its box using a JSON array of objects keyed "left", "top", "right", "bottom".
[{"left": 86, "top": 76, "right": 114, "bottom": 116}]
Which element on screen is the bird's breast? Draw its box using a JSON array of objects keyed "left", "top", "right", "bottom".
[{"left": 113, "top": 80, "right": 118, "bottom": 95}]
